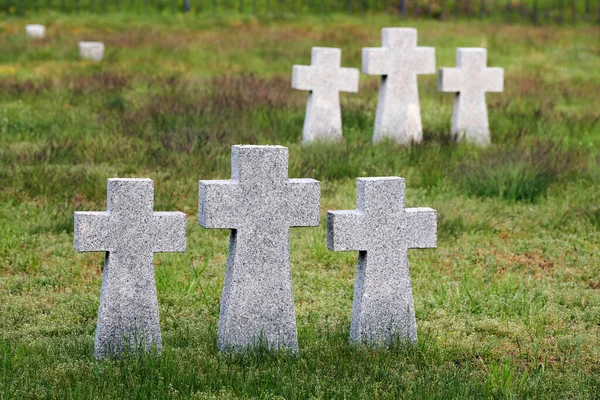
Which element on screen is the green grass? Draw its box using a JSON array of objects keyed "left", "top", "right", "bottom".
[{"left": 0, "top": 13, "right": 600, "bottom": 399}]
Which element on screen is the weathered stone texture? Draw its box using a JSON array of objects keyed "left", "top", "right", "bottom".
[
  {"left": 74, "top": 178, "right": 186, "bottom": 359},
  {"left": 327, "top": 177, "right": 437, "bottom": 346},
  {"left": 199, "top": 145, "right": 320, "bottom": 353}
]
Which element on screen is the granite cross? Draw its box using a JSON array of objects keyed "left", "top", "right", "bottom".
[
  {"left": 199, "top": 145, "right": 320, "bottom": 353},
  {"left": 327, "top": 177, "right": 437, "bottom": 346},
  {"left": 438, "top": 48, "right": 504, "bottom": 146},
  {"left": 292, "top": 47, "right": 359, "bottom": 143},
  {"left": 74, "top": 178, "right": 187, "bottom": 359},
  {"left": 362, "top": 28, "right": 435, "bottom": 144}
]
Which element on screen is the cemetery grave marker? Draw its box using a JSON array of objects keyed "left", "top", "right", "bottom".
[
  {"left": 199, "top": 145, "right": 320, "bottom": 353},
  {"left": 79, "top": 41, "right": 105, "bottom": 62},
  {"left": 438, "top": 48, "right": 504, "bottom": 145},
  {"left": 362, "top": 28, "right": 435, "bottom": 144},
  {"left": 25, "top": 24, "right": 45, "bottom": 39},
  {"left": 327, "top": 177, "right": 437, "bottom": 346},
  {"left": 292, "top": 47, "right": 359, "bottom": 143},
  {"left": 74, "top": 178, "right": 186, "bottom": 359}
]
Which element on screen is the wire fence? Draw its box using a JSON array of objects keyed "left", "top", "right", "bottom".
[{"left": 2, "top": 0, "right": 599, "bottom": 24}]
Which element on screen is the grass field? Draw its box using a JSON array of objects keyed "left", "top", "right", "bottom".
[{"left": 1, "top": 13, "right": 600, "bottom": 399}]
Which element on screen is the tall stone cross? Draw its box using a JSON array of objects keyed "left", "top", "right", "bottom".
[
  {"left": 292, "top": 47, "right": 359, "bottom": 143},
  {"left": 362, "top": 28, "right": 435, "bottom": 144},
  {"left": 438, "top": 48, "right": 504, "bottom": 146},
  {"left": 74, "top": 178, "right": 187, "bottom": 359},
  {"left": 199, "top": 145, "right": 320, "bottom": 353},
  {"left": 327, "top": 177, "right": 437, "bottom": 346}
]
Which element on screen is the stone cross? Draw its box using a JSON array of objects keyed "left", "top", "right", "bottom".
[
  {"left": 292, "top": 47, "right": 359, "bottom": 143},
  {"left": 327, "top": 177, "right": 436, "bottom": 346},
  {"left": 79, "top": 41, "right": 105, "bottom": 62},
  {"left": 362, "top": 28, "right": 435, "bottom": 144},
  {"left": 25, "top": 24, "right": 45, "bottom": 39},
  {"left": 74, "top": 178, "right": 186, "bottom": 359},
  {"left": 199, "top": 145, "right": 320, "bottom": 353},
  {"left": 438, "top": 48, "right": 504, "bottom": 146}
]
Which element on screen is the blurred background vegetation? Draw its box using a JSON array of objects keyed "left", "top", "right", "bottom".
[{"left": 2, "top": 0, "right": 599, "bottom": 25}]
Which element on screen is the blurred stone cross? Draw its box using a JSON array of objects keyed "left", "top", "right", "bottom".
[
  {"left": 362, "top": 28, "right": 435, "bottom": 144},
  {"left": 438, "top": 48, "right": 504, "bottom": 146},
  {"left": 74, "top": 178, "right": 187, "bottom": 359},
  {"left": 199, "top": 145, "right": 320, "bottom": 353},
  {"left": 327, "top": 177, "right": 437, "bottom": 346},
  {"left": 25, "top": 24, "right": 45, "bottom": 39},
  {"left": 292, "top": 47, "right": 359, "bottom": 143}
]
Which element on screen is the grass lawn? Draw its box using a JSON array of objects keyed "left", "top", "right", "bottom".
[{"left": 1, "top": 12, "right": 600, "bottom": 399}]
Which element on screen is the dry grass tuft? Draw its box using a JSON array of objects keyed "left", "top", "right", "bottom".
[
  {"left": 0, "top": 78, "right": 53, "bottom": 96},
  {"left": 68, "top": 71, "right": 131, "bottom": 94},
  {"left": 207, "top": 74, "right": 296, "bottom": 112}
]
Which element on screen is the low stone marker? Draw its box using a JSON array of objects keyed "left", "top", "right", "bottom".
[
  {"left": 199, "top": 145, "right": 320, "bottom": 353},
  {"left": 74, "top": 178, "right": 186, "bottom": 359},
  {"left": 438, "top": 48, "right": 504, "bottom": 146},
  {"left": 327, "top": 177, "right": 437, "bottom": 346},
  {"left": 79, "top": 41, "right": 105, "bottom": 62},
  {"left": 292, "top": 47, "right": 359, "bottom": 143},
  {"left": 362, "top": 28, "right": 435, "bottom": 144},
  {"left": 25, "top": 24, "right": 45, "bottom": 39}
]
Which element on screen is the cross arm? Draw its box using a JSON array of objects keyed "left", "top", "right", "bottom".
[
  {"left": 286, "top": 178, "right": 320, "bottom": 227},
  {"left": 326, "top": 210, "right": 367, "bottom": 252},
  {"left": 153, "top": 212, "right": 187, "bottom": 253},
  {"left": 337, "top": 67, "right": 360, "bottom": 93},
  {"left": 405, "top": 207, "right": 437, "bottom": 249},
  {"left": 199, "top": 180, "right": 242, "bottom": 229},
  {"left": 413, "top": 47, "right": 436, "bottom": 75},
  {"left": 438, "top": 68, "right": 462, "bottom": 92},
  {"left": 74, "top": 211, "right": 110, "bottom": 252},
  {"left": 483, "top": 67, "right": 504, "bottom": 92},
  {"left": 362, "top": 48, "right": 389, "bottom": 75},
  {"left": 292, "top": 65, "right": 316, "bottom": 91}
]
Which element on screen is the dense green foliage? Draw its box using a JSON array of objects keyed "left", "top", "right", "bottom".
[{"left": 0, "top": 13, "right": 599, "bottom": 399}]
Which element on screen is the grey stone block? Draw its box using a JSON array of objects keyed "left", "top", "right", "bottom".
[
  {"left": 292, "top": 47, "right": 359, "bottom": 143},
  {"left": 362, "top": 28, "right": 435, "bottom": 144},
  {"left": 25, "top": 24, "right": 45, "bottom": 39},
  {"left": 79, "top": 41, "right": 105, "bottom": 62},
  {"left": 438, "top": 48, "right": 504, "bottom": 146},
  {"left": 327, "top": 177, "right": 437, "bottom": 346},
  {"left": 199, "top": 145, "right": 320, "bottom": 353},
  {"left": 74, "top": 178, "right": 186, "bottom": 359}
]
